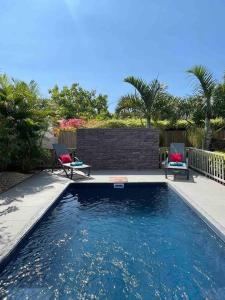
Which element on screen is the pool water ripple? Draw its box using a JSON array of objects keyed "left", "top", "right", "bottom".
[{"left": 0, "top": 183, "right": 225, "bottom": 299}]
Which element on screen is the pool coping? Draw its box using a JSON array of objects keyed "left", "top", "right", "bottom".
[{"left": 1, "top": 170, "right": 225, "bottom": 270}]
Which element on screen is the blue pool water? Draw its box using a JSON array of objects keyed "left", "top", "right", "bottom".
[{"left": 0, "top": 183, "right": 225, "bottom": 299}]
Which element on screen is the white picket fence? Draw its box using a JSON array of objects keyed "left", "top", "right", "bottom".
[{"left": 188, "top": 148, "right": 225, "bottom": 184}]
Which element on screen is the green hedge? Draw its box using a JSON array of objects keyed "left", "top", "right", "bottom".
[
  {"left": 84, "top": 118, "right": 225, "bottom": 130},
  {"left": 153, "top": 120, "right": 194, "bottom": 130},
  {"left": 210, "top": 118, "right": 225, "bottom": 129},
  {"left": 84, "top": 119, "right": 144, "bottom": 128},
  {"left": 84, "top": 119, "right": 195, "bottom": 130}
]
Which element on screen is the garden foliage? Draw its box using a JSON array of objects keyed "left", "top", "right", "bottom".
[
  {"left": 0, "top": 75, "right": 49, "bottom": 171},
  {"left": 1, "top": 66, "right": 225, "bottom": 172}
]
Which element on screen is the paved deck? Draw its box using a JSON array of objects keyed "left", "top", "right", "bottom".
[
  {"left": 0, "top": 169, "right": 225, "bottom": 265},
  {"left": 0, "top": 172, "right": 72, "bottom": 266}
]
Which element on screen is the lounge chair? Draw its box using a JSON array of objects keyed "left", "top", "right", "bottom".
[
  {"left": 164, "top": 143, "right": 189, "bottom": 180},
  {"left": 52, "top": 144, "right": 91, "bottom": 178}
]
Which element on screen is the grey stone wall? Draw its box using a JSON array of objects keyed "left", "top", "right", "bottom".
[{"left": 76, "top": 128, "right": 159, "bottom": 170}]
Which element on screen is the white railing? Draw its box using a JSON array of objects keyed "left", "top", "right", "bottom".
[{"left": 188, "top": 148, "right": 225, "bottom": 184}]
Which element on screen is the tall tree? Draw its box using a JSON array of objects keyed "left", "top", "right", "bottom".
[
  {"left": 117, "top": 76, "right": 166, "bottom": 127},
  {"left": 49, "top": 83, "right": 109, "bottom": 120},
  {"left": 187, "top": 66, "right": 216, "bottom": 149},
  {"left": 213, "top": 74, "right": 225, "bottom": 120}
]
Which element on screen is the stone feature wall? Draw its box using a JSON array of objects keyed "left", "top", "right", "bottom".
[{"left": 76, "top": 128, "right": 159, "bottom": 170}]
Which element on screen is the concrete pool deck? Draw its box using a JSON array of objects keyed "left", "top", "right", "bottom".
[
  {"left": 0, "top": 172, "right": 72, "bottom": 266},
  {"left": 0, "top": 169, "right": 225, "bottom": 265}
]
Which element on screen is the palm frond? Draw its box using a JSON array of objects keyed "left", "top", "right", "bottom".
[
  {"left": 116, "top": 94, "right": 143, "bottom": 110},
  {"left": 29, "top": 80, "right": 39, "bottom": 95},
  {"left": 0, "top": 74, "right": 11, "bottom": 89},
  {"left": 124, "top": 76, "right": 149, "bottom": 97},
  {"left": 144, "top": 79, "right": 162, "bottom": 109},
  {"left": 187, "top": 65, "right": 216, "bottom": 99},
  {"left": 115, "top": 94, "right": 144, "bottom": 116},
  {"left": 122, "top": 76, "right": 167, "bottom": 124}
]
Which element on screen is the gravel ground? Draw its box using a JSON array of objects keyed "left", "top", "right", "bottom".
[{"left": 0, "top": 172, "right": 34, "bottom": 193}]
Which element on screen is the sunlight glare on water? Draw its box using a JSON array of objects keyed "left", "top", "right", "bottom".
[{"left": 0, "top": 183, "right": 225, "bottom": 299}]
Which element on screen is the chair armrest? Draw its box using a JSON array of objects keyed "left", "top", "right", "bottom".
[
  {"left": 74, "top": 156, "right": 80, "bottom": 162},
  {"left": 161, "top": 158, "right": 168, "bottom": 167},
  {"left": 68, "top": 149, "right": 80, "bottom": 162}
]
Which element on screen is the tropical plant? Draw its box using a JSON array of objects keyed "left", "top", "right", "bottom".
[
  {"left": 49, "top": 83, "right": 110, "bottom": 120},
  {"left": 0, "top": 74, "right": 49, "bottom": 171},
  {"left": 59, "top": 118, "right": 86, "bottom": 129},
  {"left": 213, "top": 74, "right": 225, "bottom": 120},
  {"left": 116, "top": 76, "right": 166, "bottom": 127},
  {"left": 187, "top": 65, "right": 216, "bottom": 149}
]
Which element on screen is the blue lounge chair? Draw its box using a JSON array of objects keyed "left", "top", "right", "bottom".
[
  {"left": 52, "top": 144, "right": 91, "bottom": 178},
  {"left": 164, "top": 143, "right": 189, "bottom": 180}
]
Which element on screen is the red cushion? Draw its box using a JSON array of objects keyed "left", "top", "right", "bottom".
[
  {"left": 59, "top": 153, "right": 73, "bottom": 163},
  {"left": 170, "top": 153, "right": 183, "bottom": 162}
]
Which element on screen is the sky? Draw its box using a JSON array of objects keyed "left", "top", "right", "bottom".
[{"left": 0, "top": 0, "right": 225, "bottom": 111}]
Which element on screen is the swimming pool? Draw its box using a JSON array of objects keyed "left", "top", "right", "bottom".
[{"left": 0, "top": 183, "right": 225, "bottom": 299}]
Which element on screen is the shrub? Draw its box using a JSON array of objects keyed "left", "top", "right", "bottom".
[
  {"left": 59, "top": 118, "right": 86, "bottom": 130},
  {"left": 210, "top": 118, "right": 225, "bottom": 129},
  {"left": 82, "top": 119, "right": 105, "bottom": 128},
  {"left": 53, "top": 118, "right": 86, "bottom": 136},
  {"left": 176, "top": 119, "right": 194, "bottom": 129},
  {"left": 84, "top": 118, "right": 145, "bottom": 128},
  {"left": 153, "top": 120, "right": 172, "bottom": 129},
  {"left": 83, "top": 118, "right": 201, "bottom": 130},
  {"left": 0, "top": 75, "right": 49, "bottom": 172},
  {"left": 153, "top": 119, "right": 194, "bottom": 130}
]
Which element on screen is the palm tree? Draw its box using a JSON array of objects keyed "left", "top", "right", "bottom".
[
  {"left": 187, "top": 66, "right": 216, "bottom": 150},
  {"left": 116, "top": 76, "right": 165, "bottom": 128}
]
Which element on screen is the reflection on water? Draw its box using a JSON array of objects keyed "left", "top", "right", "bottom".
[{"left": 0, "top": 183, "right": 225, "bottom": 299}]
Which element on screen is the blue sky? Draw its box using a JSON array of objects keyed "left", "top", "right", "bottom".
[{"left": 0, "top": 0, "right": 225, "bottom": 111}]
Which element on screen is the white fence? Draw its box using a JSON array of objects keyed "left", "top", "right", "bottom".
[{"left": 188, "top": 148, "right": 225, "bottom": 184}]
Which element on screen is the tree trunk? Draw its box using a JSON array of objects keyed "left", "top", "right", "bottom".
[
  {"left": 146, "top": 116, "right": 151, "bottom": 128},
  {"left": 203, "top": 117, "right": 212, "bottom": 150}
]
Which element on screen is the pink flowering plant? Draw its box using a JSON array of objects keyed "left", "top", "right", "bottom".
[{"left": 59, "top": 118, "right": 86, "bottom": 131}]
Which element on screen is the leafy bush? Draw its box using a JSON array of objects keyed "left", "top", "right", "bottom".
[
  {"left": 82, "top": 119, "right": 105, "bottom": 128},
  {"left": 214, "top": 151, "right": 225, "bottom": 157},
  {"left": 176, "top": 119, "right": 194, "bottom": 129},
  {"left": 84, "top": 118, "right": 145, "bottom": 128},
  {"left": 84, "top": 118, "right": 197, "bottom": 130},
  {"left": 53, "top": 118, "right": 86, "bottom": 136},
  {"left": 83, "top": 118, "right": 224, "bottom": 131},
  {"left": 59, "top": 118, "right": 86, "bottom": 129},
  {"left": 210, "top": 118, "right": 225, "bottom": 129},
  {"left": 153, "top": 119, "right": 195, "bottom": 130},
  {"left": 152, "top": 120, "right": 172, "bottom": 129},
  {"left": 0, "top": 75, "right": 49, "bottom": 172}
]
